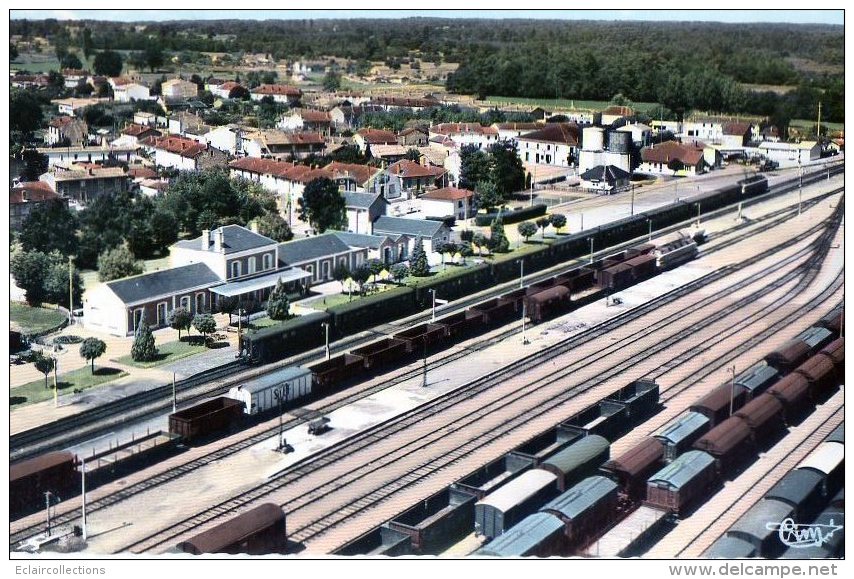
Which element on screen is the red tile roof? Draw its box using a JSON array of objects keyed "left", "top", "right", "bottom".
[
  {"left": 229, "top": 158, "right": 378, "bottom": 186},
  {"left": 421, "top": 186, "right": 473, "bottom": 201},
  {"left": 602, "top": 105, "right": 635, "bottom": 117},
  {"left": 152, "top": 136, "right": 209, "bottom": 158},
  {"left": 49, "top": 116, "right": 82, "bottom": 129},
  {"left": 251, "top": 84, "right": 302, "bottom": 97},
  {"left": 357, "top": 128, "right": 399, "bottom": 145},
  {"left": 640, "top": 140, "right": 705, "bottom": 166},
  {"left": 723, "top": 122, "right": 753, "bottom": 136},
  {"left": 218, "top": 81, "right": 241, "bottom": 92},
  {"left": 10, "top": 181, "right": 59, "bottom": 204},
  {"left": 128, "top": 166, "right": 158, "bottom": 179},
  {"left": 431, "top": 123, "right": 499, "bottom": 136},
  {"left": 229, "top": 157, "right": 312, "bottom": 179},
  {"left": 517, "top": 122, "right": 581, "bottom": 146},
  {"left": 388, "top": 159, "right": 446, "bottom": 179},
  {"left": 371, "top": 96, "right": 439, "bottom": 108},
  {"left": 122, "top": 123, "right": 160, "bottom": 137},
  {"left": 294, "top": 108, "right": 332, "bottom": 123}
]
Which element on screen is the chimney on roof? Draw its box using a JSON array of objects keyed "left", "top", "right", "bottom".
[
  {"left": 250, "top": 221, "right": 259, "bottom": 233},
  {"left": 215, "top": 229, "right": 224, "bottom": 253},
  {"left": 201, "top": 229, "right": 210, "bottom": 250}
]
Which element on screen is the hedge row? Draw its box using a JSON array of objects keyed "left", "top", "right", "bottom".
[{"left": 474, "top": 204, "right": 548, "bottom": 226}]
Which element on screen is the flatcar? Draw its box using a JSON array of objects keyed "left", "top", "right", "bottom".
[{"left": 178, "top": 503, "right": 287, "bottom": 555}]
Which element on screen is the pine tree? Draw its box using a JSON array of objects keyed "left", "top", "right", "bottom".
[
  {"left": 266, "top": 279, "right": 291, "bottom": 320},
  {"left": 410, "top": 236, "right": 430, "bottom": 277},
  {"left": 131, "top": 320, "right": 158, "bottom": 362},
  {"left": 489, "top": 216, "right": 510, "bottom": 253}
]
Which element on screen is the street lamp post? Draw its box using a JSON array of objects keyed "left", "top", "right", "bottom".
[
  {"left": 589, "top": 237, "right": 594, "bottom": 264},
  {"left": 68, "top": 256, "right": 74, "bottom": 326},
  {"left": 429, "top": 289, "right": 437, "bottom": 323},
  {"left": 521, "top": 303, "right": 529, "bottom": 345},
  {"left": 321, "top": 322, "right": 330, "bottom": 360},
  {"left": 274, "top": 383, "right": 289, "bottom": 451},
  {"left": 630, "top": 185, "right": 635, "bottom": 216},
  {"left": 81, "top": 457, "right": 87, "bottom": 542},
  {"left": 53, "top": 356, "right": 58, "bottom": 408},
  {"left": 44, "top": 491, "right": 54, "bottom": 536},
  {"left": 728, "top": 365, "right": 737, "bottom": 417},
  {"left": 519, "top": 261, "right": 524, "bottom": 288}
]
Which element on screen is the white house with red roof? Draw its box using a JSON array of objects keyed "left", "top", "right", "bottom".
[
  {"left": 637, "top": 140, "right": 707, "bottom": 176},
  {"left": 420, "top": 186, "right": 475, "bottom": 221},
  {"left": 151, "top": 135, "right": 229, "bottom": 171},
  {"left": 429, "top": 123, "right": 500, "bottom": 150},
  {"left": 516, "top": 123, "right": 581, "bottom": 167},
  {"left": 10, "top": 181, "right": 62, "bottom": 231},
  {"left": 249, "top": 84, "right": 303, "bottom": 105}
]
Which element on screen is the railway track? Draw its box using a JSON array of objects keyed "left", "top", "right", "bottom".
[
  {"left": 10, "top": 168, "right": 842, "bottom": 461},
  {"left": 109, "top": 203, "right": 841, "bottom": 554}
]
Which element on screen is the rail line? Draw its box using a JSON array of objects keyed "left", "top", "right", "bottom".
[
  {"left": 10, "top": 169, "right": 842, "bottom": 461},
  {"left": 112, "top": 204, "right": 840, "bottom": 554}
]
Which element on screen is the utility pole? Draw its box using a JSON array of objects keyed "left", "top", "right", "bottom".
[
  {"left": 53, "top": 356, "right": 58, "bottom": 408},
  {"left": 696, "top": 203, "right": 701, "bottom": 227},
  {"left": 172, "top": 372, "right": 177, "bottom": 414},
  {"left": 728, "top": 365, "right": 737, "bottom": 417},
  {"left": 589, "top": 237, "right": 594, "bottom": 264},
  {"left": 648, "top": 219, "right": 652, "bottom": 241},
  {"left": 429, "top": 289, "right": 437, "bottom": 323},
  {"left": 580, "top": 212, "right": 584, "bottom": 232},
  {"left": 521, "top": 303, "right": 529, "bottom": 345},
  {"left": 322, "top": 322, "right": 330, "bottom": 360},
  {"left": 68, "top": 256, "right": 74, "bottom": 326},
  {"left": 798, "top": 164, "right": 803, "bottom": 216},
  {"left": 81, "top": 457, "right": 87, "bottom": 542},
  {"left": 816, "top": 101, "right": 822, "bottom": 139},
  {"left": 519, "top": 261, "right": 524, "bottom": 288},
  {"left": 421, "top": 340, "right": 428, "bottom": 388},
  {"left": 45, "top": 491, "right": 54, "bottom": 536},
  {"left": 630, "top": 185, "right": 635, "bottom": 216}
]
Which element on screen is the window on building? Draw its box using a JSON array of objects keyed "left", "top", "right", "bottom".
[
  {"left": 248, "top": 256, "right": 257, "bottom": 275},
  {"left": 263, "top": 253, "right": 273, "bottom": 270},
  {"left": 180, "top": 296, "right": 190, "bottom": 311},
  {"left": 231, "top": 261, "right": 241, "bottom": 278},
  {"left": 133, "top": 308, "right": 143, "bottom": 330},
  {"left": 196, "top": 293, "right": 205, "bottom": 313},
  {"left": 157, "top": 302, "right": 168, "bottom": 326},
  {"left": 322, "top": 261, "right": 330, "bottom": 280}
]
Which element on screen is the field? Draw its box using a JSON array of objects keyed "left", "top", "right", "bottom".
[
  {"left": 115, "top": 339, "right": 209, "bottom": 369},
  {"left": 11, "top": 365, "right": 128, "bottom": 408},
  {"left": 10, "top": 302, "right": 67, "bottom": 334},
  {"left": 790, "top": 118, "right": 844, "bottom": 133},
  {"left": 483, "top": 95, "right": 661, "bottom": 113}
]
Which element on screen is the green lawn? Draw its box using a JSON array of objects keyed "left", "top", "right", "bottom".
[
  {"left": 484, "top": 95, "right": 660, "bottom": 112},
  {"left": 10, "top": 303, "right": 67, "bottom": 335},
  {"left": 11, "top": 53, "right": 61, "bottom": 73},
  {"left": 115, "top": 339, "right": 210, "bottom": 369},
  {"left": 11, "top": 365, "right": 128, "bottom": 409},
  {"left": 790, "top": 119, "right": 844, "bottom": 133}
]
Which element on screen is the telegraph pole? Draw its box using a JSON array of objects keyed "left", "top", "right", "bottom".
[
  {"left": 728, "top": 365, "right": 737, "bottom": 417},
  {"left": 172, "top": 372, "right": 177, "bottom": 414},
  {"left": 322, "top": 322, "right": 330, "bottom": 360},
  {"left": 44, "top": 491, "right": 54, "bottom": 536},
  {"left": 68, "top": 256, "right": 74, "bottom": 326},
  {"left": 421, "top": 340, "right": 428, "bottom": 388},
  {"left": 589, "top": 237, "right": 594, "bottom": 264},
  {"left": 519, "top": 261, "right": 524, "bottom": 288},
  {"left": 81, "top": 457, "right": 87, "bottom": 541}
]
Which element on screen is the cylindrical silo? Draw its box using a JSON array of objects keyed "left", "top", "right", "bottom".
[
  {"left": 583, "top": 127, "right": 605, "bottom": 152},
  {"left": 608, "top": 131, "right": 632, "bottom": 153}
]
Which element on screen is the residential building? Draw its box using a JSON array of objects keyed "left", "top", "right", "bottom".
[
  {"left": 241, "top": 130, "right": 325, "bottom": 159},
  {"left": 210, "top": 81, "right": 242, "bottom": 100},
  {"left": 616, "top": 122, "right": 653, "bottom": 147},
  {"left": 384, "top": 159, "right": 446, "bottom": 193},
  {"left": 46, "top": 116, "right": 89, "bottom": 146},
  {"left": 204, "top": 125, "right": 242, "bottom": 156},
  {"left": 757, "top": 141, "right": 821, "bottom": 168},
  {"left": 420, "top": 187, "right": 475, "bottom": 221},
  {"left": 249, "top": 84, "right": 303, "bottom": 105},
  {"left": 113, "top": 82, "right": 151, "bottom": 103},
  {"left": 11, "top": 73, "right": 49, "bottom": 89},
  {"left": 369, "top": 144, "right": 410, "bottom": 164},
  {"left": 36, "top": 145, "right": 139, "bottom": 167},
  {"left": 398, "top": 127, "right": 429, "bottom": 147},
  {"left": 150, "top": 135, "right": 229, "bottom": 171},
  {"left": 40, "top": 163, "right": 132, "bottom": 204},
  {"left": 345, "top": 191, "right": 388, "bottom": 235},
  {"left": 372, "top": 215, "right": 451, "bottom": 258},
  {"left": 168, "top": 111, "right": 207, "bottom": 137},
  {"left": 134, "top": 111, "right": 157, "bottom": 127},
  {"left": 52, "top": 97, "right": 105, "bottom": 116},
  {"left": 492, "top": 122, "right": 542, "bottom": 141},
  {"left": 650, "top": 120, "right": 682, "bottom": 135},
  {"left": 516, "top": 123, "right": 581, "bottom": 167},
  {"left": 118, "top": 123, "right": 162, "bottom": 146},
  {"left": 637, "top": 140, "right": 707, "bottom": 176},
  {"left": 601, "top": 105, "right": 635, "bottom": 126},
  {"left": 760, "top": 126, "right": 781, "bottom": 143},
  {"left": 721, "top": 122, "right": 754, "bottom": 149},
  {"left": 354, "top": 128, "right": 399, "bottom": 153},
  {"left": 162, "top": 79, "right": 200, "bottom": 100},
  {"left": 62, "top": 69, "right": 89, "bottom": 89},
  {"left": 276, "top": 233, "right": 368, "bottom": 284},
  {"left": 579, "top": 165, "right": 632, "bottom": 194},
  {"left": 9, "top": 181, "right": 62, "bottom": 231},
  {"left": 277, "top": 108, "right": 333, "bottom": 135},
  {"left": 368, "top": 95, "right": 440, "bottom": 112},
  {"left": 429, "top": 123, "right": 500, "bottom": 150},
  {"left": 332, "top": 231, "right": 410, "bottom": 265}
]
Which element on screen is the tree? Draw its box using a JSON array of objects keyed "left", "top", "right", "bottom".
[
  {"left": 459, "top": 145, "right": 490, "bottom": 191},
  {"left": 93, "top": 50, "right": 123, "bottom": 77},
  {"left": 536, "top": 216, "right": 551, "bottom": 239},
  {"left": 549, "top": 213, "right": 567, "bottom": 233},
  {"left": 518, "top": 221, "right": 537, "bottom": 243},
  {"left": 18, "top": 149, "right": 48, "bottom": 182},
  {"left": 298, "top": 177, "right": 346, "bottom": 233},
  {"left": 60, "top": 52, "right": 83, "bottom": 70},
  {"left": 404, "top": 148, "right": 421, "bottom": 162},
  {"left": 266, "top": 279, "right": 291, "bottom": 320},
  {"left": 472, "top": 233, "right": 488, "bottom": 256},
  {"left": 489, "top": 216, "right": 510, "bottom": 253},
  {"left": 410, "top": 237, "right": 431, "bottom": 277},
  {"left": 34, "top": 354, "right": 55, "bottom": 389},
  {"left": 10, "top": 42, "right": 19, "bottom": 61},
  {"left": 390, "top": 263, "right": 409, "bottom": 284},
  {"left": 333, "top": 263, "right": 350, "bottom": 292},
  {"left": 322, "top": 70, "right": 342, "bottom": 92},
  {"left": 144, "top": 43, "right": 164, "bottom": 72},
  {"left": 352, "top": 264, "right": 371, "bottom": 295},
  {"left": 79, "top": 338, "right": 107, "bottom": 374},
  {"left": 19, "top": 200, "right": 78, "bottom": 257},
  {"left": 255, "top": 213, "right": 293, "bottom": 242},
  {"left": 228, "top": 85, "right": 250, "bottom": 100},
  {"left": 476, "top": 179, "right": 503, "bottom": 212},
  {"left": 81, "top": 27, "right": 94, "bottom": 61},
  {"left": 10, "top": 91, "right": 44, "bottom": 135},
  {"left": 11, "top": 250, "right": 52, "bottom": 306},
  {"left": 131, "top": 320, "right": 158, "bottom": 362},
  {"left": 488, "top": 140, "right": 526, "bottom": 197},
  {"left": 192, "top": 313, "right": 217, "bottom": 344},
  {"left": 97, "top": 244, "right": 143, "bottom": 282},
  {"left": 168, "top": 307, "right": 193, "bottom": 339}
]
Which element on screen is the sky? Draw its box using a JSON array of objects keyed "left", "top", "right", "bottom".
[{"left": 9, "top": 9, "right": 845, "bottom": 26}]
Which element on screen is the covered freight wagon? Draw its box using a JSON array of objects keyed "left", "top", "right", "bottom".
[
  {"left": 601, "top": 437, "right": 664, "bottom": 500},
  {"left": 692, "top": 416, "right": 754, "bottom": 473},
  {"left": 816, "top": 307, "right": 844, "bottom": 335},
  {"left": 690, "top": 383, "right": 747, "bottom": 427},
  {"left": 10, "top": 451, "right": 78, "bottom": 516},
  {"left": 704, "top": 535, "right": 758, "bottom": 559},
  {"left": 766, "top": 374, "right": 811, "bottom": 419},
  {"left": 474, "top": 512, "right": 565, "bottom": 558},
  {"left": 178, "top": 503, "right": 287, "bottom": 555},
  {"left": 826, "top": 423, "right": 844, "bottom": 445},
  {"left": 654, "top": 412, "right": 710, "bottom": 462},
  {"left": 779, "top": 507, "right": 845, "bottom": 559},
  {"left": 794, "top": 355, "right": 838, "bottom": 399},
  {"left": 525, "top": 286, "right": 571, "bottom": 323},
  {"left": 539, "top": 434, "right": 610, "bottom": 492},
  {"left": 765, "top": 469, "right": 827, "bottom": 521},
  {"left": 598, "top": 263, "right": 633, "bottom": 290},
  {"left": 624, "top": 254, "right": 658, "bottom": 282},
  {"left": 227, "top": 366, "right": 312, "bottom": 415},
  {"left": 168, "top": 397, "right": 244, "bottom": 442},
  {"left": 727, "top": 498, "right": 794, "bottom": 558},
  {"left": 733, "top": 394, "right": 786, "bottom": 441},
  {"left": 734, "top": 364, "right": 780, "bottom": 399},
  {"left": 474, "top": 469, "right": 558, "bottom": 539},
  {"left": 646, "top": 450, "right": 717, "bottom": 515},
  {"left": 818, "top": 338, "right": 844, "bottom": 378},
  {"left": 539, "top": 475, "right": 619, "bottom": 545},
  {"left": 765, "top": 339, "right": 812, "bottom": 372}
]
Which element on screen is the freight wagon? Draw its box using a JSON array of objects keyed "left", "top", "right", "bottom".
[
  {"left": 779, "top": 507, "right": 845, "bottom": 559},
  {"left": 601, "top": 438, "right": 664, "bottom": 500},
  {"left": 539, "top": 435, "right": 610, "bottom": 492},
  {"left": 351, "top": 338, "right": 408, "bottom": 370},
  {"left": 692, "top": 416, "right": 754, "bottom": 474},
  {"left": 178, "top": 503, "right": 287, "bottom": 555},
  {"left": 654, "top": 412, "right": 710, "bottom": 462},
  {"left": 766, "top": 374, "right": 812, "bottom": 420},
  {"left": 654, "top": 238, "right": 697, "bottom": 270},
  {"left": 10, "top": 451, "right": 78, "bottom": 517},
  {"left": 734, "top": 364, "right": 780, "bottom": 399},
  {"left": 726, "top": 498, "right": 795, "bottom": 558},
  {"left": 765, "top": 469, "right": 827, "bottom": 521},
  {"left": 733, "top": 394, "right": 786, "bottom": 442},
  {"left": 393, "top": 323, "right": 449, "bottom": 354},
  {"left": 818, "top": 338, "right": 844, "bottom": 379},
  {"left": 689, "top": 383, "right": 747, "bottom": 427},
  {"left": 168, "top": 397, "right": 245, "bottom": 442},
  {"left": 308, "top": 353, "right": 365, "bottom": 391},
  {"left": 816, "top": 307, "right": 844, "bottom": 335},
  {"left": 474, "top": 512, "right": 565, "bottom": 558},
  {"left": 646, "top": 450, "right": 717, "bottom": 515},
  {"left": 539, "top": 475, "right": 619, "bottom": 546},
  {"left": 525, "top": 286, "right": 571, "bottom": 323},
  {"left": 227, "top": 366, "right": 312, "bottom": 415},
  {"left": 474, "top": 469, "right": 559, "bottom": 539},
  {"left": 386, "top": 487, "right": 476, "bottom": 554},
  {"left": 797, "top": 441, "right": 844, "bottom": 499},
  {"left": 794, "top": 355, "right": 837, "bottom": 400}
]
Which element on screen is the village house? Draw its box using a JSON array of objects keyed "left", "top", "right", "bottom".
[
  {"left": 204, "top": 125, "right": 242, "bottom": 156},
  {"left": 117, "top": 123, "right": 162, "bottom": 147},
  {"left": 384, "top": 159, "right": 447, "bottom": 193},
  {"left": 249, "top": 84, "right": 303, "bottom": 105},
  {"left": 579, "top": 165, "right": 632, "bottom": 194},
  {"left": 354, "top": 128, "right": 399, "bottom": 154},
  {"left": 161, "top": 78, "right": 200, "bottom": 101},
  {"left": 368, "top": 95, "right": 440, "bottom": 112},
  {"left": 344, "top": 191, "right": 388, "bottom": 235},
  {"left": 9, "top": 181, "right": 63, "bottom": 231},
  {"left": 397, "top": 127, "right": 429, "bottom": 147},
  {"left": 209, "top": 80, "right": 243, "bottom": 100},
  {"left": 637, "top": 140, "right": 707, "bottom": 176},
  {"left": 241, "top": 130, "right": 326, "bottom": 159},
  {"left": 601, "top": 105, "right": 635, "bottom": 126},
  {"left": 46, "top": 116, "right": 89, "bottom": 146},
  {"left": 149, "top": 135, "right": 229, "bottom": 171},
  {"left": 52, "top": 97, "right": 106, "bottom": 116},
  {"left": 516, "top": 123, "right": 581, "bottom": 167},
  {"left": 616, "top": 122, "right": 653, "bottom": 147},
  {"left": 113, "top": 82, "right": 151, "bottom": 103},
  {"left": 429, "top": 123, "right": 500, "bottom": 150},
  {"left": 492, "top": 122, "right": 542, "bottom": 142},
  {"left": 368, "top": 144, "right": 410, "bottom": 165},
  {"left": 372, "top": 215, "right": 451, "bottom": 264},
  {"left": 133, "top": 111, "right": 157, "bottom": 127},
  {"left": 168, "top": 111, "right": 208, "bottom": 137},
  {"left": 62, "top": 69, "right": 89, "bottom": 89},
  {"left": 332, "top": 231, "right": 410, "bottom": 265},
  {"left": 40, "top": 163, "right": 132, "bottom": 204},
  {"left": 420, "top": 186, "right": 476, "bottom": 221},
  {"left": 36, "top": 145, "right": 139, "bottom": 167},
  {"left": 277, "top": 108, "right": 333, "bottom": 135},
  {"left": 721, "top": 122, "right": 754, "bottom": 149}
]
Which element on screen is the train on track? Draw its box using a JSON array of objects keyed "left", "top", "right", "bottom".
[{"left": 240, "top": 175, "right": 772, "bottom": 365}]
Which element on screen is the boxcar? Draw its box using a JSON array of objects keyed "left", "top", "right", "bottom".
[
  {"left": 179, "top": 503, "right": 287, "bottom": 555},
  {"left": 10, "top": 451, "right": 78, "bottom": 516},
  {"left": 728, "top": 498, "right": 794, "bottom": 558},
  {"left": 624, "top": 254, "right": 658, "bottom": 282},
  {"left": 351, "top": 337, "right": 408, "bottom": 370},
  {"left": 655, "top": 239, "right": 697, "bottom": 270},
  {"left": 168, "top": 397, "right": 245, "bottom": 442},
  {"left": 733, "top": 394, "right": 785, "bottom": 442},
  {"left": 646, "top": 450, "right": 717, "bottom": 516},
  {"left": 475, "top": 512, "right": 565, "bottom": 558},
  {"left": 539, "top": 475, "right": 619, "bottom": 546},
  {"left": 689, "top": 383, "right": 748, "bottom": 427},
  {"left": 654, "top": 411, "right": 711, "bottom": 462},
  {"left": 525, "top": 286, "right": 571, "bottom": 323},
  {"left": 818, "top": 338, "right": 844, "bottom": 378},
  {"left": 539, "top": 434, "right": 610, "bottom": 492},
  {"left": 766, "top": 373, "right": 811, "bottom": 419},
  {"left": 797, "top": 441, "right": 844, "bottom": 498},
  {"left": 779, "top": 508, "right": 845, "bottom": 559},
  {"left": 794, "top": 355, "right": 838, "bottom": 399},
  {"left": 734, "top": 364, "right": 780, "bottom": 400},
  {"left": 598, "top": 263, "right": 634, "bottom": 290},
  {"left": 308, "top": 353, "right": 365, "bottom": 392},
  {"left": 474, "top": 470, "right": 558, "bottom": 539},
  {"left": 566, "top": 269, "right": 596, "bottom": 293},
  {"left": 227, "top": 366, "right": 312, "bottom": 415},
  {"left": 601, "top": 437, "right": 664, "bottom": 500},
  {"left": 826, "top": 423, "right": 844, "bottom": 445},
  {"left": 704, "top": 535, "right": 758, "bottom": 559},
  {"left": 525, "top": 279, "right": 557, "bottom": 297},
  {"left": 816, "top": 307, "right": 844, "bottom": 335},
  {"left": 625, "top": 243, "right": 656, "bottom": 259},
  {"left": 692, "top": 416, "right": 754, "bottom": 474}
]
